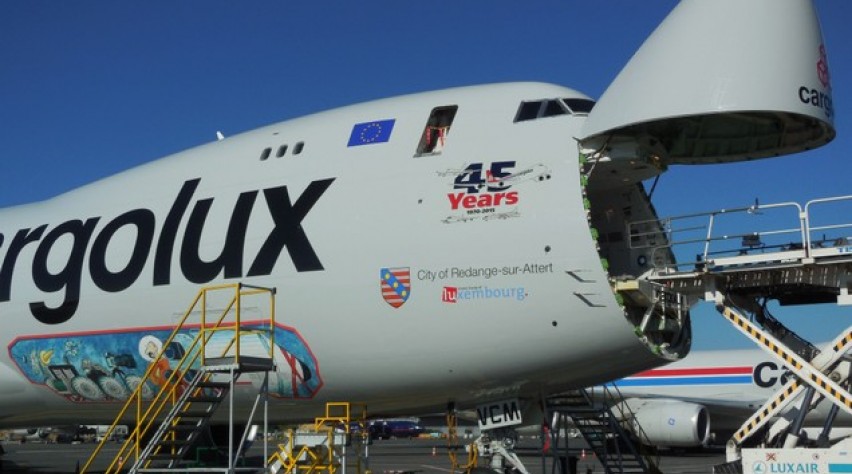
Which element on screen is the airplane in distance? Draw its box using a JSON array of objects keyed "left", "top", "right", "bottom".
[
  {"left": 0, "top": 0, "right": 841, "bottom": 471},
  {"left": 0, "top": 426, "right": 77, "bottom": 444},
  {"left": 606, "top": 345, "right": 852, "bottom": 449}
]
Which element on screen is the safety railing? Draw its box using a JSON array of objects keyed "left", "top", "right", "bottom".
[
  {"left": 628, "top": 194, "right": 852, "bottom": 274},
  {"left": 81, "top": 283, "right": 276, "bottom": 474},
  {"left": 598, "top": 384, "right": 661, "bottom": 471}
]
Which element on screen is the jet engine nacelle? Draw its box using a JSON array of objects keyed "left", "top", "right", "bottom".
[{"left": 621, "top": 398, "right": 710, "bottom": 448}]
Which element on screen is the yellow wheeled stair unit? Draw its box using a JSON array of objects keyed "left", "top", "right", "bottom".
[
  {"left": 267, "top": 402, "right": 369, "bottom": 474},
  {"left": 81, "top": 283, "right": 278, "bottom": 474}
]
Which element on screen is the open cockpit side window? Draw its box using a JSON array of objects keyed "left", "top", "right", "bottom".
[
  {"left": 415, "top": 105, "right": 458, "bottom": 156},
  {"left": 514, "top": 98, "right": 595, "bottom": 122}
]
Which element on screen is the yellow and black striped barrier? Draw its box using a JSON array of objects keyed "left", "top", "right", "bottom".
[
  {"left": 718, "top": 304, "right": 852, "bottom": 445},
  {"left": 731, "top": 325, "right": 852, "bottom": 445},
  {"left": 733, "top": 379, "right": 802, "bottom": 443}
]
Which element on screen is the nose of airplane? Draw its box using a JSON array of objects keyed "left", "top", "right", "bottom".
[{"left": 581, "top": 0, "right": 834, "bottom": 165}]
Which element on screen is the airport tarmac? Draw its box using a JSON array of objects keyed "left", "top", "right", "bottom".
[{"left": 0, "top": 438, "right": 727, "bottom": 473}]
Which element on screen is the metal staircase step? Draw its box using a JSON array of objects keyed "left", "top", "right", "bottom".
[
  {"left": 169, "top": 422, "right": 204, "bottom": 431},
  {"left": 156, "top": 438, "right": 194, "bottom": 447},
  {"left": 147, "top": 452, "right": 185, "bottom": 462},
  {"left": 188, "top": 394, "right": 227, "bottom": 403},
  {"left": 203, "top": 355, "right": 275, "bottom": 372},
  {"left": 602, "top": 462, "right": 645, "bottom": 469},
  {"left": 196, "top": 380, "right": 232, "bottom": 389},
  {"left": 147, "top": 445, "right": 193, "bottom": 460},
  {"left": 178, "top": 409, "right": 216, "bottom": 418},
  {"left": 567, "top": 406, "right": 608, "bottom": 415}
]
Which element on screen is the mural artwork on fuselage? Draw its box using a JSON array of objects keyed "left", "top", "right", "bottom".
[{"left": 8, "top": 323, "right": 321, "bottom": 402}]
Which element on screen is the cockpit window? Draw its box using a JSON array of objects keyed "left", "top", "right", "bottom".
[
  {"left": 542, "top": 100, "right": 567, "bottom": 117},
  {"left": 515, "top": 101, "right": 542, "bottom": 122},
  {"left": 514, "top": 99, "right": 576, "bottom": 122},
  {"left": 562, "top": 98, "right": 595, "bottom": 115}
]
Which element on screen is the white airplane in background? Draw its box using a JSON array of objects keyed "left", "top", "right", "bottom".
[
  {"left": 606, "top": 346, "right": 852, "bottom": 448},
  {"left": 0, "top": 0, "right": 838, "bottom": 470},
  {"left": 1, "top": 426, "right": 75, "bottom": 443}
]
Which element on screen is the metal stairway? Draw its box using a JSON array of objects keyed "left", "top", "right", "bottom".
[
  {"left": 81, "top": 283, "right": 278, "bottom": 474},
  {"left": 139, "top": 370, "right": 235, "bottom": 468},
  {"left": 134, "top": 358, "right": 273, "bottom": 472},
  {"left": 546, "top": 389, "right": 660, "bottom": 474}
]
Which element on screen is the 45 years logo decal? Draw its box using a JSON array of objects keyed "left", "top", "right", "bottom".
[{"left": 442, "top": 161, "right": 550, "bottom": 224}]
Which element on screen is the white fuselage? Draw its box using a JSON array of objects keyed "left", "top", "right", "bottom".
[
  {"left": 0, "top": 0, "right": 839, "bottom": 431},
  {"left": 0, "top": 83, "right": 676, "bottom": 426}
]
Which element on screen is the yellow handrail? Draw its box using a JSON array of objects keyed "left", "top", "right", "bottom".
[{"left": 81, "top": 283, "right": 276, "bottom": 473}]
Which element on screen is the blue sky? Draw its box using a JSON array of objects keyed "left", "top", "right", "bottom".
[{"left": 1, "top": 1, "right": 851, "bottom": 350}]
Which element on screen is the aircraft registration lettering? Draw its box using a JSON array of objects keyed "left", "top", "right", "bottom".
[
  {"left": 0, "top": 177, "right": 335, "bottom": 325},
  {"left": 476, "top": 398, "right": 522, "bottom": 430}
]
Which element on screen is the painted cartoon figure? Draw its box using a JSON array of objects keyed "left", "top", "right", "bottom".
[{"left": 138, "top": 335, "right": 191, "bottom": 397}]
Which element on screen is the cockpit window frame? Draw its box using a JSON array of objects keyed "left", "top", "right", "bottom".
[
  {"left": 561, "top": 98, "right": 596, "bottom": 115},
  {"left": 514, "top": 98, "right": 586, "bottom": 123}
]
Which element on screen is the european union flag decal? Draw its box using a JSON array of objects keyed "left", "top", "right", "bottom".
[{"left": 347, "top": 119, "right": 395, "bottom": 147}]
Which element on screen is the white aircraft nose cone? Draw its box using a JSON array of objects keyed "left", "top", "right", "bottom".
[{"left": 581, "top": 0, "right": 835, "bottom": 164}]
